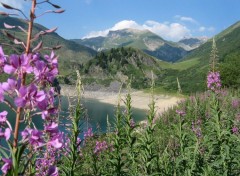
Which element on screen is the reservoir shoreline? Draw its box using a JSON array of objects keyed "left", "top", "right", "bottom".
[{"left": 61, "top": 85, "right": 182, "bottom": 116}]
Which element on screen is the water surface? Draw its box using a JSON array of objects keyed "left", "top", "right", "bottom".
[{"left": 0, "top": 96, "right": 147, "bottom": 134}]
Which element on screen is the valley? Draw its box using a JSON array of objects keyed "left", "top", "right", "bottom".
[{"left": 0, "top": 16, "right": 239, "bottom": 94}]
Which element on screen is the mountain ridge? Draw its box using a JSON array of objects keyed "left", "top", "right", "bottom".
[{"left": 72, "top": 28, "right": 189, "bottom": 62}]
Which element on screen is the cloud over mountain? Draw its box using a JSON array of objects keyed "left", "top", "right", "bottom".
[{"left": 84, "top": 20, "right": 191, "bottom": 41}]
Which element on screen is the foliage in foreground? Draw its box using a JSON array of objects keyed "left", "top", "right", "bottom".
[{"left": 55, "top": 85, "right": 239, "bottom": 176}]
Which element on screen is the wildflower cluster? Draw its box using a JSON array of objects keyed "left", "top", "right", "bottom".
[
  {"left": 94, "top": 141, "right": 108, "bottom": 154},
  {"left": 0, "top": 1, "right": 65, "bottom": 175},
  {"left": 207, "top": 71, "right": 221, "bottom": 91},
  {"left": 0, "top": 47, "right": 62, "bottom": 174},
  {"left": 84, "top": 127, "right": 93, "bottom": 139}
]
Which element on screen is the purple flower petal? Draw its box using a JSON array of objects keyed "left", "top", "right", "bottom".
[
  {"left": 36, "top": 90, "right": 46, "bottom": 102},
  {"left": 10, "top": 54, "right": 19, "bottom": 69},
  {"left": 21, "top": 128, "right": 31, "bottom": 141},
  {"left": 14, "top": 97, "right": 26, "bottom": 107},
  {"left": 49, "top": 138, "right": 62, "bottom": 149},
  {"left": 45, "top": 122, "right": 59, "bottom": 134},
  {"left": 4, "top": 128, "right": 11, "bottom": 140},
  {"left": 0, "top": 111, "right": 8, "bottom": 123},
  {"left": 3, "top": 65, "right": 15, "bottom": 74},
  {"left": 2, "top": 78, "right": 17, "bottom": 94},
  {"left": 1, "top": 158, "right": 12, "bottom": 174},
  {"left": 18, "top": 86, "right": 27, "bottom": 97},
  {"left": 38, "top": 99, "right": 48, "bottom": 110},
  {"left": 47, "top": 166, "right": 58, "bottom": 176}
]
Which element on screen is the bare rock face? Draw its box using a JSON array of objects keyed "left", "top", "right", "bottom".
[{"left": 143, "top": 37, "right": 164, "bottom": 51}]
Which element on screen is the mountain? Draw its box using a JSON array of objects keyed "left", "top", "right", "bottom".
[
  {"left": 0, "top": 16, "right": 96, "bottom": 75},
  {"left": 178, "top": 37, "right": 208, "bottom": 51},
  {"left": 72, "top": 28, "right": 188, "bottom": 62},
  {"left": 160, "top": 21, "right": 240, "bottom": 93},
  {"left": 182, "top": 21, "right": 240, "bottom": 64},
  {"left": 67, "top": 47, "right": 166, "bottom": 89}
]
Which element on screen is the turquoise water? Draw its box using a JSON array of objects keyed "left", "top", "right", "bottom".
[
  {"left": 59, "top": 96, "right": 147, "bottom": 133},
  {"left": 0, "top": 96, "right": 147, "bottom": 134}
]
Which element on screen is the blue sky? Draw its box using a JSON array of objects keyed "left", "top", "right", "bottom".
[{"left": 0, "top": 0, "right": 239, "bottom": 41}]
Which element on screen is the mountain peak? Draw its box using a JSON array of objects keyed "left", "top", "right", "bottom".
[
  {"left": 73, "top": 27, "right": 188, "bottom": 62},
  {"left": 178, "top": 37, "right": 208, "bottom": 51},
  {"left": 107, "top": 28, "right": 151, "bottom": 38}
]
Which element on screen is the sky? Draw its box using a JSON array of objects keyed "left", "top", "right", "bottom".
[{"left": 0, "top": 0, "right": 239, "bottom": 41}]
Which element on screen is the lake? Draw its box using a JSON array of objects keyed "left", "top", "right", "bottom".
[{"left": 0, "top": 96, "right": 147, "bottom": 134}]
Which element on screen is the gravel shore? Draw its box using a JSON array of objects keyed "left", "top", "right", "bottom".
[{"left": 61, "top": 84, "right": 182, "bottom": 115}]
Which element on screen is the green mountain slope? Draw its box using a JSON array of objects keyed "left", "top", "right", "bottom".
[
  {"left": 71, "top": 47, "right": 165, "bottom": 89},
  {"left": 73, "top": 28, "right": 188, "bottom": 62},
  {"left": 68, "top": 21, "right": 240, "bottom": 93},
  {"left": 183, "top": 21, "right": 240, "bottom": 63},
  {"left": 160, "top": 21, "right": 240, "bottom": 93},
  {"left": 0, "top": 16, "right": 96, "bottom": 75}
]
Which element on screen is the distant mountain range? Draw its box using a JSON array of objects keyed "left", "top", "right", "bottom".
[
  {"left": 183, "top": 21, "right": 240, "bottom": 63},
  {"left": 178, "top": 37, "right": 208, "bottom": 51},
  {"left": 0, "top": 16, "right": 239, "bottom": 93},
  {"left": 72, "top": 28, "right": 205, "bottom": 62},
  {"left": 75, "top": 21, "right": 240, "bottom": 92}
]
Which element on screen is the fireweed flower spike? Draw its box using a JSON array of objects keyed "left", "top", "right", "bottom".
[
  {"left": 207, "top": 71, "right": 221, "bottom": 91},
  {"left": 0, "top": 1, "right": 65, "bottom": 175}
]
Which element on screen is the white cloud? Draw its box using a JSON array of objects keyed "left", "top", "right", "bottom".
[
  {"left": 84, "top": 20, "right": 143, "bottom": 38},
  {"left": 143, "top": 21, "right": 191, "bottom": 41},
  {"left": 111, "top": 20, "right": 143, "bottom": 31},
  {"left": 83, "top": 20, "right": 191, "bottom": 41},
  {"left": 199, "top": 26, "right": 215, "bottom": 32},
  {"left": 0, "top": 0, "right": 25, "bottom": 10},
  {"left": 85, "top": 30, "right": 109, "bottom": 39},
  {"left": 199, "top": 26, "right": 206, "bottom": 32},
  {"left": 175, "top": 15, "right": 198, "bottom": 24}
]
